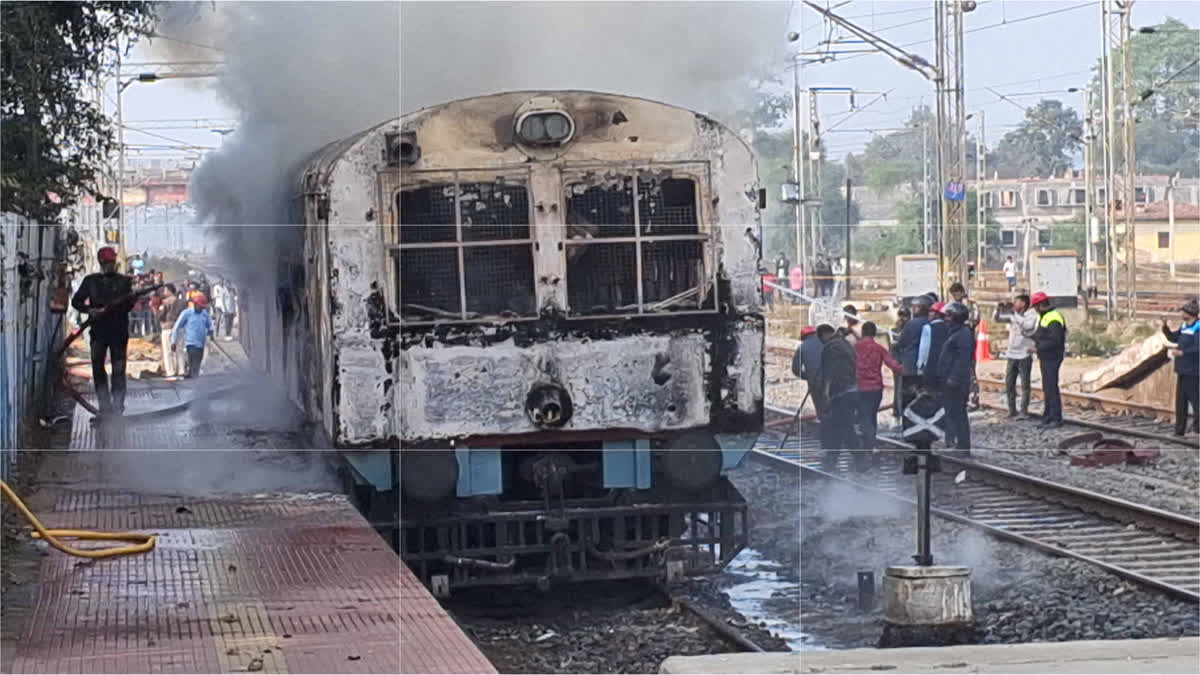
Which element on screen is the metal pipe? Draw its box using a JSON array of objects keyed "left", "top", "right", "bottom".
[{"left": 915, "top": 451, "right": 933, "bottom": 566}]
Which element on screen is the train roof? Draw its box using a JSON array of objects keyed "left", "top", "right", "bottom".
[
  {"left": 296, "top": 117, "right": 399, "bottom": 194},
  {"left": 401, "top": 89, "right": 753, "bottom": 157}
]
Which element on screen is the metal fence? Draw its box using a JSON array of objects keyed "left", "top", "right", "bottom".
[{"left": 1, "top": 218, "right": 63, "bottom": 469}]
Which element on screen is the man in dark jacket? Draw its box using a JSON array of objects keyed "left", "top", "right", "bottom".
[
  {"left": 896, "top": 294, "right": 933, "bottom": 375},
  {"left": 917, "top": 301, "right": 950, "bottom": 385},
  {"left": 938, "top": 302, "right": 975, "bottom": 450},
  {"left": 818, "top": 324, "right": 858, "bottom": 451},
  {"left": 1031, "top": 291, "right": 1066, "bottom": 428},
  {"left": 1162, "top": 298, "right": 1199, "bottom": 436},
  {"left": 71, "top": 246, "right": 135, "bottom": 416},
  {"left": 800, "top": 325, "right": 830, "bottom": 449}
]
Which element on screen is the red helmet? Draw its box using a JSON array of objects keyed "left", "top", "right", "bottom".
[
  {"left": 931, "top": 301, "right": 946, "bottom": 314},
  {"left": 801, "top": 326, "right": 816, "bottom": 338},
  {"left": 1030, "top": 291, "right": 1049, "bottom": 306},
  {"left": 192, "top": 293, "right": 208, "bottom": 309},
  {"left": 97, "top": 246, "right": 118, "bottom": 263}
]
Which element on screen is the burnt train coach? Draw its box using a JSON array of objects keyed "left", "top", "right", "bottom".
[{"left": 396, "top": 91, "right": 766, "bottom": 594}]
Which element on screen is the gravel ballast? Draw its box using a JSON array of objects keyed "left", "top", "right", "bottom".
[
  {"left": 800, "top": 474, "right": 1200, "bottom": 650},
  {"left": 966, "top": 449, "right": 1200, "bottom": 519}
]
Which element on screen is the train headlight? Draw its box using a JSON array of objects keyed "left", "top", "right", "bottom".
[{"left": 515, "top": 110, "right": 574, "bottom": 146}]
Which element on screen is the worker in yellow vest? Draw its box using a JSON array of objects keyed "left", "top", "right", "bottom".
[{"left": 1031, "top": 291, "right": 1066, "bottom": 428}]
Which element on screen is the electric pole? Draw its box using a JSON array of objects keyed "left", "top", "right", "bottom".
[
  {"left": 1101, "top": 0, "right": 1137, "bottom": 317},
  {"left": 934, "top": 0, "right": 970, "bottom": 293},
  {"left": 976, "top": 109, "right": 985, "bottom": 274}
]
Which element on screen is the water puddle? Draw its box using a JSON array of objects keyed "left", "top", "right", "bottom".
[{"left": 722, "top": 548, "right": 802, "bottom": 651}]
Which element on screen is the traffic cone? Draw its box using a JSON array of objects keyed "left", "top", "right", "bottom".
[{"left": 975, "top": 319, "right": 991, "bottom": 362}]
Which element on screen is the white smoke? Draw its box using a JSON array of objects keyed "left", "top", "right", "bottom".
[{"left": 400, "top": 0, "right": 791, "bottom": 119}]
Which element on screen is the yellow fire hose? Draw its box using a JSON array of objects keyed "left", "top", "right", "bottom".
[{"left": 1, "top": 480, "right": 156, "bottom": 558}]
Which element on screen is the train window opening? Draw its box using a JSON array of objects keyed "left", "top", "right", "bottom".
[
  {"left": 398, "top": 176, "right": 536, "bottom": 324},
  {"left": 399, "top": 187, "right": 456, "bottom": 243},
  {"left": 564, "top": 173, "right": 710, "bottom": 316}
]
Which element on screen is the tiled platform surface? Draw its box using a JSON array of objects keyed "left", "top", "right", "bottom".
[
  {"left": 7, "top": 488, "right": 400, "bottom": 673},
  {"left": 400, "top": 563, "right": 495, "bottom": 674}
]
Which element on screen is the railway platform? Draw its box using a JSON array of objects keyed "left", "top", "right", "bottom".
[
  {"left": 400, "top": 562, "right": 496, "bottom": 674},
  {"left": 0, "top": 451, "right": 400, "bottom": 674},
  {"left": 793, "top": 637, "right": 1200, "bottom": 673},
  {"left": 659, "top": 652, "right": 800, "bottom": 674}
]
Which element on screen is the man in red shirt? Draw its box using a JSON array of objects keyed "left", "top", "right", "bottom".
[{"left": 855, "top": 321, "right": 903, "bottom": 449}]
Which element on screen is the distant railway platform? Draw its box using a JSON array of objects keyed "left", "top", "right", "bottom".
[
  {"left": 400, "top": 562, "right": 496, "bottom": 674},
  {"left": 0, "top": 451, "right": 400, "bottom": 674}
]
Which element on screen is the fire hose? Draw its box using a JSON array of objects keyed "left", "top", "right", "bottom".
[
  {"left": 54, "top": 279, "right": 247, "bottom": 422},
  {"left": 55, "top": 280, "right": 173, "bottom": 417},
  {"left": 0, "top": 480, "right": 155, "bottom": 558}
]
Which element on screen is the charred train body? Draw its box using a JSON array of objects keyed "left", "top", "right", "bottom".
[
  {"left": 399, "top": 91, "right": 765, "bottom": 593},
  {"left": 254, "top": 91, "right": 764, "bottom": 593}
]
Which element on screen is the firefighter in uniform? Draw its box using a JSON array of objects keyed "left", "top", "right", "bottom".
[{"left": 71, "top": 246, "right": 135, "bottom": 417}]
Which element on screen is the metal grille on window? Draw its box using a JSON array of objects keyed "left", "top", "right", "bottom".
[
  {"left": 399, "top": 179, "right": 535, "bottom": 323},
  {"left": 566, "top": 177, "right": 635, "bottom": 238},
  {"left": 638, "top": 177, "right": 699, "bottom": 235},
  {"left": 400, "top": 248, "right": 460, "bottom": 320},
  {"left": 465, "top": 245, "right": 535, "bottom": 316},
  {"left": 566, "top": 242, "right": 637, "bottom": 314},
  {"left": 400, "top": 186, "right": 455, "bottom": 243},
  {"left": 564, "top": 174, "right": 706, "bottom": 315}
]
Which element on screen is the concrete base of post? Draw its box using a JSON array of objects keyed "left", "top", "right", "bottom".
[{"left": 880, "top": 565, "right": 976, "bottom": 647}]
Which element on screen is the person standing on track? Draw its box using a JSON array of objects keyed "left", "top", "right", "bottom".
[
  {"left": 994, "top": 293, "right": 1037, "bottom": 419},
  {"left": 1031, "top": 291, "right": 1066, "bottom": 428},
  {"left": 799, "top": 325, "right": 830, "bottom": 448},
  {"left": 949, "top": 282, "right": 981, "bottom": 409},
  {"left": 939, "top": 302, "right": 975, "bottom": 450},
  {"left": 1162, "top": 298, "right": 1199, "bottom": 437},
  {"left": 855, "top": 321, "right": 902, "bottom": 450},
  {"left": 157, "top": 284, "right": 188, "bottom": 379},
  {"left": 171, "top": 293, "right": 215, "bottom": 379},
  {"left": 818, "top": 323, "right": 858, "bottom": 450},
  {"left": 71, "top": 246, "right": 135, "bottom": 417}
]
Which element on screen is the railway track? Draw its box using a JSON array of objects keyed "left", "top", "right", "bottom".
[
  {"left": 976, "top": 377, "right": 1197, "bottom": 448},
  {"left": 800, "top": 450, "right": 1200, "bottom": 602}
]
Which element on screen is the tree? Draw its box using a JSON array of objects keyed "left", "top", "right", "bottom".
[
  {"left": 1, "top": 2, "right": 157, "bottom": 223},
  {"left": 989, "top": 100, "right": 1083, "bottom": 179},
  {"left": 1087, "top": 18, "right": 1199, "bottom": 178}
]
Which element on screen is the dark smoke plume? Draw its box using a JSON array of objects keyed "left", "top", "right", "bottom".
[{"left": 152, "top": 1, "right": 399, "bottom": 286}]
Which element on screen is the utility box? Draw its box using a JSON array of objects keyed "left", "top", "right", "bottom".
[
  {"left": 895, "top": 254, "right": 939, "bottom": 305},
  {"left": 1030, "top": 250, "right": 1079, "bottom": 308}
]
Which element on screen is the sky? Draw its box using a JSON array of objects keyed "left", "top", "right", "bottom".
[
  {"left": 784, "top": 0, "right": 1200, "bottom": 159},
  {"left": 119, "top": 0, "right": 1199, "bottom": 165}
]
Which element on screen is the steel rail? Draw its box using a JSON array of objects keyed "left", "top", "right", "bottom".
[
  {"left": 800, "top": 453, "right": 1200, "bottom": 603},
  {"left": 654, "top": 584, "right": 766, "bottom": 653}
]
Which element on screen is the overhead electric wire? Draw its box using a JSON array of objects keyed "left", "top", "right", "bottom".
[{"left": 1136, "top": 57, "right": 1200, "bottom": 104}]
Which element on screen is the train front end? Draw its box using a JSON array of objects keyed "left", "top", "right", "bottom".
[{"left": 398, "top": 91, "right": 764, "bottom": 595}]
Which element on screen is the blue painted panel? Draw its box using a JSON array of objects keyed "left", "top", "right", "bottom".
[
  {"left": 456, "top": 449, "right": 502, "bottom": 496},
  {"left": 341, "top": 451, "right": 395, "bottom": 491},
  {"left": 602, "top": 441, "right": 651, "bottom": 489},
  {"left": 721, "top": 450, "right": 750, "bottom": 472}
]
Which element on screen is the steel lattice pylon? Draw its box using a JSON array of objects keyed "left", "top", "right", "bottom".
[
  {"left": 934, "top": 1, "right": 968, "bottom": 292},
  {"left": 1101, "top": 0, "right": 1137, "bottom": 317}
]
